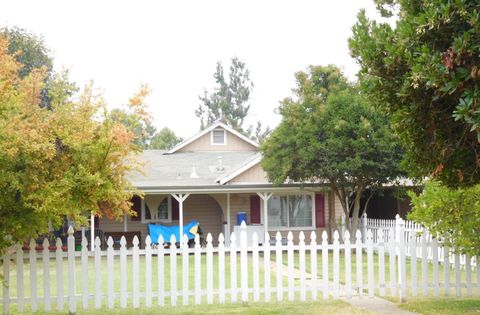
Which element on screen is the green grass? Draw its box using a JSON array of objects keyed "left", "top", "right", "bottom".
[
  {"left": 7, "top": 299, "right": 373, "bottom": 315},
  {"left": 399, "top": 298, "right": 480, "bottom": 315}
]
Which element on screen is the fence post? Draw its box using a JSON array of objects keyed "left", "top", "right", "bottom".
[
  {"left": 397, "top": 216, "right": 406, "bottom": 302},
  {"left": 3, "top": 251, "right": 10, "bottom": 315},
  {"left": 240, "top": 222, "right": 248, "bottom": 303},
  {"left": 16, "top": 244, "right": 24, "bottom": 313},
  {"left": 67, "top": 226, "right": 76, "bottom": 314}
]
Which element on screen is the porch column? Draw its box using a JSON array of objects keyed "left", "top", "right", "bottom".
[
  {"left": 171, "top": 193, "right": 190, "bottom": 247},
  {"left": 226, "top": 193, "right": 231, "bottom": 246},
  {"left": 257, "top": 192, "right": 272, "bottom": 237},
  {"left": 90, "top": 212, "right": 95, "bottom": 252}
]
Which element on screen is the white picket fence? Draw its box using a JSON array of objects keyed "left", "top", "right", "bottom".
[
  {"left": 2, "top": 220, "right": 480, "bottom": 314},
  {"left": 365, "top": 214, "right": 477, "bottom": 268}
]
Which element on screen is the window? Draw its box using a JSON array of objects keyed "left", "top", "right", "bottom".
[
  {"left": 141, "top": 196, "right": 172, "bottom": 223},
  {"left": 266, "top": 194, "right": 313, "bottom": 228},
  {"left": 211, "top": 128, "right": 226, "bottom": 145}
]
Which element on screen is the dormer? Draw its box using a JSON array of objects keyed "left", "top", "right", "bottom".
[{"left": 167, "top": 121, "right": 258, "bottom": 153}]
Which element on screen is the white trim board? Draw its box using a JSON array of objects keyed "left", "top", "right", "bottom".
[{"left": 166, "top": 120, "right": 259, "bottom": 154}]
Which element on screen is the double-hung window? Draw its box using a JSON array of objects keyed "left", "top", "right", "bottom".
[
  {"left": 266, "top": 194, "right": 314, "bottom": 229},
  {"left": 211, "top": 128, "right": 226, "bottom": 145}
]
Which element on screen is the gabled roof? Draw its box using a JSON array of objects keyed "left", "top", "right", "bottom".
[
  {"left": 166, "top": 120, "right": 259, "bottom": 154},
  {"left": 216, "top": 153, "right": 263, "bottom": 185}
]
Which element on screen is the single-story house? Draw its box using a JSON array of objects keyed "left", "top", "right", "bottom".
[{"left": 93, "top": 121, "right": 411, "bottom": 248}]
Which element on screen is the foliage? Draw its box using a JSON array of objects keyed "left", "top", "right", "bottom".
[
  {"left": 261, "top": 65, "right": 403, "bottom": 233},
  {"left": 110, "top": 84, "right": 156, "bottom": 148},
  {"left": 1, "top": 26, "right": 77, "bottom": 109},
  {"left": 0, "top": 35, "right": 140, "bottom": 253},
  {"left": 408, "top": 181, "right": 480, "bottom": 255},
  {"left": 349, "top": 1, "right": 480, "bottom": 187},
  {"left": 196, "top": 57, "right": 270, "bottom": 142},
  {"left": 149, "top": 127, "right": 183, "bottom": 150}
]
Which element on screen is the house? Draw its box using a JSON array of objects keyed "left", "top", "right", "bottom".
[
  {"left": 95, "top": 121, "right": 343, "bottom": 248},
  {"left": 95, "top": 121, "right": 412, "bottom": 248}
]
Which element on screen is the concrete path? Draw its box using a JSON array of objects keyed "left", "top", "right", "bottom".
[{"left": 268, "top": 259, "right": 416, "bottom": 315}]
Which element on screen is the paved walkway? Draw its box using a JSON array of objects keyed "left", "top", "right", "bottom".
[{"left": 268, "top": 259, "right": 416, "bottom": 315}]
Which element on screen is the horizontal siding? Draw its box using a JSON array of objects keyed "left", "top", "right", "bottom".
[
  {"left": 228, "top": 163, "right": 269, "bottom": 184},
  {"left": 178, "top": 129, "right": 257, "bottom": 152}
]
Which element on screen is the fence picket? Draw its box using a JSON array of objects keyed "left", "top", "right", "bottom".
[
  {"left": 42, "top": 239, "right": 51, "bottom": 311},
  {"left": 299, "top": 232, "right": 306, "bottom": 301},
  {"left": 182, "top": 235, "right": 189, "bottom": 306},
  {"left": 218, "top": 234, "right": 226, "bottom": 304},
  {"left": 410, "top": 233, "right": 417, "bottom": 296},
  {"left": 397, "top": 218, "right": 406, "bottom": 301},
  {"left": 366, "top": 230, "right": 374, "bottom": 297},
  {"left": 158, "top": 235, "right": 165, "bottom": 306},
  {"left": 195, "top": 234, "right": 202, "bottom": 305},
  {"left": 94, "top": 237, "right": 102, "bottom": 309},
  {"left": 145, "top": 236, "right": 152, "bottom": 308},
  {"left": 444, "top": 246, "right": 450, "bottom": 296},
  {"left": 264, "top": 232, "right": 271, "bottom": 302},
  {"left": 107, "top": 237, "right": 114, "bottom": 309},
  {"left": 421, "top": 233, "right": 428, "bottom": 296},
  {"left": 67, "top": 226, "right": 76, "bottom": 314},
  {"left": 322, "top": 231, "right": 329, "bottom": 300},
  {"left": 356, "top": 230, "right": 363, "bottom": 297},
  {"left": 252, "top": 232, "right": 260, "bottom": 302},
  {"left": 207, "top": 233, "right": 214, "bottom": 304},
  {"left": 276, "top": 232, "right": 283, "bottom": 301},
  {"left": 240, "top": 224, "right": 248, "bottom": 303},
  {"left": 344, "top": 231, "right": 352, "bottom": 299},
  {"left": 81, "top": 235, "right": 88, "bottom": 309},
  {"left": 378, "top": 230, "right": 385, "bottom": 297},
  {"left": 388, "top": 232, "right": 396, "bottom": 297},
  {"left": 432, "top": 238, "right": 439, "bottom": 297},
  {"left": 466, "top": 255, "right": 472, "bottom": 297},
  {"left": 333, "top": 231, "right": 340, "bottom": 299},
  {"left": 455, "top": 253, "right": 461, "bottom": 297},
  {"left": 287, "top": 232, "right": 294, "bottom": 301},
  {"left": 310, "top": 231, "right": 318, "bottom": 301},
  {"left": 170, "top": 235, "right": 178, "bottom": 306},
  {"left": 120, "top": 236, "right": 127, "bottom": 308},
  {"left": 16, "top": 244, "right": 24, "bottom": 312},
  {"left": 133, "top": 236, "right": 140, "bottom": 308},
  {"left": 29, "top": 239, "right": 38, "bottom": 312},
  {"left": 477, "top": 256, "right": 480, "bottom": 297},
  {"left": 3, "top": 252, "right": 9, "bottom": 315}
]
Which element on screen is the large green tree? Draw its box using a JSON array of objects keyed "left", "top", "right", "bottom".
[
  {"left": 196, "top": 57, "right": 270, "bottom": 141},
  {"left": 349, "top": 1, "right": 480, "bottom": 187},
  {"left": 0, "top": 35, "right": 140, "bottom": 253},
  {"left": 261, "top": 65, "right": 403, "bottom": 234},
  {"left": 149, "top": 127, "right": 183, "bottom": 150}
]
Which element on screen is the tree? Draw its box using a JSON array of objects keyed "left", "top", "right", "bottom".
[
  {"left": 110, "top": 84, "right": 156, "bottom": 148},
  {"left": 0, "top": 35, "right": 140, "bottom": 253},
  {"left": 149, "top": 127, "right": 183, "bottom": 150},
  {"left": 260, "top": 65, "right": 403, "bottom": 234},
  {"left": 196, "top": 57, "right": 270, "bottom": 140},
  {"left": 1, "top": 26, "right": 77, "bottom": 109},
  {"left": 349, "top": 1, "right": 480, "bottom": 188}
]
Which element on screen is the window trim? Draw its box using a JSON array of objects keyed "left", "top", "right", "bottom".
[
  {"left": 260, "top": 192, "right": 316, "bottom": 230},
  {"left": 211, "top": 128, "right": 227, "bottom": 145},
  {"left": 141, "top": 196, "right": 172, "bottom": 224}
]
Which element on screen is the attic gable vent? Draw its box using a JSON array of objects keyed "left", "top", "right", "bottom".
[{"left": 211, "top": 128, "right": 226, "bottom": 145}]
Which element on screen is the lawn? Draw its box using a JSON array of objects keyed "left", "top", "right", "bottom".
[{"left": 399, "top": 298, "right": 480, "bottom": 315}]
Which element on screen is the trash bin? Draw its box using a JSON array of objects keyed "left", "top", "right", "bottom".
[{"left": 236, "top": 212, "right": 247, "bottom": 225}]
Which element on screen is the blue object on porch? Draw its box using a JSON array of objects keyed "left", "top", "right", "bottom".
[
  {"left": 148, "top": 220, "right": 200, "bottom": 244},
  {"left": 236, "top": 212, "right": 247, "bottom": 225}
]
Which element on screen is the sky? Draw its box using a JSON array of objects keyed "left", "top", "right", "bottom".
[{"left": 1, "top": 0, "right": 380, "bottom": 139}]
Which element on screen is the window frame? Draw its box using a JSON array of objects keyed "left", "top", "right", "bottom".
[
  {"left": 141, "top": 196, "right": 173, "bottom": 224},
  {"left": 260, "top": 192, "right": 316, "bottom": 230},
  {"left": 211, "top": 128, "right": 227, "bottom": 145}
]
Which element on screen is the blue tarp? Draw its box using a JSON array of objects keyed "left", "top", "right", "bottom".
[{"left": 148, "top": 220, "right": 200, "bottom": 244}]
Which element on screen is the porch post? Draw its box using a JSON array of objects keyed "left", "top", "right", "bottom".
[
  {"left": 171, "top": 193, "right": 190, "bottom": 248},
  {"left": 226, "top": 193, "right": 231, "bottom": 246},
  {"left": 257, "top": 192, "right": 273, "bottom": 237},
  {"left": 90, "top": 212, "right": 95, "bottom": 252}
]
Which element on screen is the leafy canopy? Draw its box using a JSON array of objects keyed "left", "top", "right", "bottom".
[
  {"left": 349, "top": 0, "right": 480, "bottom": 187},
  {"left": 0, "top": 34, "right": 140, "bottom": 253},
  {"left": 261, "top": 65, "right": 403, "bottom": 232},
  {"left": 149, "top": 127, "right": 183, "bottom": 150}
]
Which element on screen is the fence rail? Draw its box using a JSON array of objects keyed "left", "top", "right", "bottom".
[{"left": 2, "top": 220, "right": 480, "bottom": 313}]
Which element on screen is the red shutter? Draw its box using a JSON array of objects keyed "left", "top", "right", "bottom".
[
  {"left": 131, "top": 195, "right": 141, "bottom": 221},
  {"left": 172, "top": 197, "right": 179, "bottom": 220},
  {"left": 315, "top": 193, "right": 325, "bottom": 228},
  {"left": 250, "top": 195, "right": 261, "bottom": 224}
]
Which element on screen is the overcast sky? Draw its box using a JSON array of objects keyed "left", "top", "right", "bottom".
[{"left": 1, "top": 0, "right": 380, "bottom": 138}]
